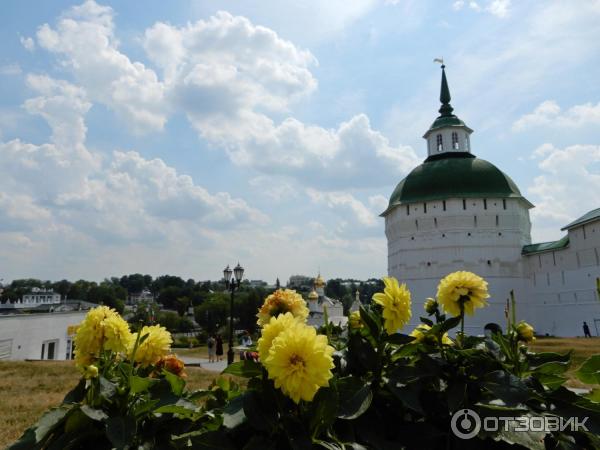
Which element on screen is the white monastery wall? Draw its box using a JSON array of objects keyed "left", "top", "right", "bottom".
[{"left": 0, "top": 311, "right": 86, "bottom": 360}]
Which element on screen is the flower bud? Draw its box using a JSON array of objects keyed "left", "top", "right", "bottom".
[
  {"left": 348, "top": 311, "right": 363, "bottom": 330},
  {"left": 424, "top": 298, "right": 438, "bottom": 315},
  {"left": 83, "top": 365, "right": 98, "bottom": 379},
  {"left": 516, "top": 321, "right": 535, "bottom": 342}
]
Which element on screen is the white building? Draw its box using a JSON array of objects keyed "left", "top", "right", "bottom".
[
  {"left": 3, "top": 288, "right": 62, "bottom": 309},
  {"left": 0, "top": 311, "right": 87, "bottom": 360},
  {"left": 382, "top": 66, "right": 600, "bottom": 337},
  {"left": 306, "top": 274, "right": 347, "bottom": 328},
  {"left": 128, "top": 289, "right": 154, "bottom": 305}
]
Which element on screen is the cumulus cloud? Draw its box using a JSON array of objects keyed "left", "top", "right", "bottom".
[
  {"left": 527, "top": 143, "right": 600, "bottom": 240},
  {"left": 513, "top": 100, "right": 600, "bottom": 131},
  {"left": 453, "top": 0, "right": 510, "bottom": 16},
  {"left": 306, "top": 189, "right": 379, "bottom": 227},
  {"left": 33, "top": 2, "right": 417, "bottom": 191},
  {"left": 0, "top": 63, "right": 22, "bottom": 75},
  {"left": 0, "top": 73, "right": 266, "bottom": 247},
  {"left": 36, "top": 1, "right": 167, "bottom": 133}
]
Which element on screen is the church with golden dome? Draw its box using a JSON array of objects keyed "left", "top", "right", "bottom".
[{"left": 306, "top": 273, "right": 347, "bottom": 328}]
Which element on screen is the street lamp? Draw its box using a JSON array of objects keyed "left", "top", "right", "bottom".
[{"left": 223, "top": 262, "right": 244, "bottom": 365}]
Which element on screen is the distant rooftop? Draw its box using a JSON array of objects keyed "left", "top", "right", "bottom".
[{"left": 522, "top": 235, "right": 569, "bottom": 255}]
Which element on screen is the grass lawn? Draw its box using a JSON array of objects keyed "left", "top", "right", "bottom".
[
  {"left": 0, "top": 360, "right": 227, "bottom": 449},
  {"left": 529, "top": 336, "right": 600, "bottom": 389},
  {"left": 0, "top": 339, "right": 597, "bottom": 448}
]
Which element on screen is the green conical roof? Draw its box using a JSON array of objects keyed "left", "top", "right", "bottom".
[{"left": 424, "top": 65, "right": 471, "bottom": 136}]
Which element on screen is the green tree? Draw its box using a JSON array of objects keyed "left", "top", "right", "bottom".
[{"left": 194, "top": 293, "right": 229, "bottom": 333}]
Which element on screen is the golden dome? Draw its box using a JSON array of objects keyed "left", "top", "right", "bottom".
[
  {"left": 314, "top": 274, "right": 326, "bottom": 288},
  {"left": 307, "top": 289, "right": 319, "bottom": 300}
]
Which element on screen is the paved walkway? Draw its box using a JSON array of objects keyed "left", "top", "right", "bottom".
[{"left": 180, "top": 356, "right": 228, "bottom": 372}]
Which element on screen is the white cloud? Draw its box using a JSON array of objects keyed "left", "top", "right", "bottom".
[
  {"left": 513, "top": 100, "right": 600, "bottom": 131},
  {"left": 527, "top": 143, "right": 600, "bottom": 241},
  {"left": 306, "top": 188, "right": 378, "bottom": 227},
  {"left": 36, "top": 0, "right": 167, "bottom": 133},
  {"left": 20, "top": 36, "right": 35, "bottom": 51},
  {"left": 0, "top": 63, "right": 22, "bottom": 75},
  {"left": 33, "top": 2, "right": 417, "bottom": 191},
  {"left": 453, "top": 1, "right": 465, "bottom": 11},
  {"left": 0, "top": 73, "right": 266, "bottom": 249},
  {"left": 487, "top": 0, "right": 511, "bottom": 18}
]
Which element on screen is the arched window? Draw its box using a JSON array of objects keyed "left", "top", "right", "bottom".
[
  {"left": 452, "top": 132, "right": 459, "bottom": 150},
  {"left": 436, "top": 134, "right": 443, "bottom": 152}
]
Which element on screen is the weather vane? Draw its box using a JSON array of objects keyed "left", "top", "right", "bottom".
[{"left": 433, "top": 57, "right": 444, "bottom": 67}]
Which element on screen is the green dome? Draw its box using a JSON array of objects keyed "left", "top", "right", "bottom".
[{"left": 386, "top": 153, "right": 523, "bottom": 210}]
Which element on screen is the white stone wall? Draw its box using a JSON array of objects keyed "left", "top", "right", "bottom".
[
  {"left": 0, "top": 311, "right": 86, "bottom": 360},
  {"left": 386, "top": 196, "right": 532, "bottom": 334},
  {"left": 426, "top": 128, "right": 471, "bottom": 157},
  {"left": 524, "top": 221, "right": 600, "bottom": 337}
]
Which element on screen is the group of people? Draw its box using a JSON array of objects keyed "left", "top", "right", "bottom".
[
  {"left": 206, "top": 331, "right": 255, "bottom": 363},
  {"left": 206, "top": 334, "right": 223, "bottom": 363}
]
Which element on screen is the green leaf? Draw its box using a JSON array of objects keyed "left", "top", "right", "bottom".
[
  {"left": 8, "top": 405, "right": 73, "bottom": 449},
  {"left": 534, "top": 372, "right": 566, "bottom": 390},
  {"left": 62, "top": 379, "right": 86, "bottom": 404},
  {"left": 131, "top": 398, "right": 159, "bottom": 417},
  {"left": 98, "top": 376, "right": 116, "bottom": 400},
  {"left": 336, "top": 378, "right": 372, "bottom": 420},
  {"left": 222, "top": 360, "right": 263, "bottom": 378},
  {"left": 309, "top": 387, "right": 339, "bottom": 433},
  {"left": 348, "top": 333, "right": 377, "bottom": 370},
  {"left": 527, "top": 351, "right": 571, "bottom": 369},
  {"left": 129, "top": 375, "right": 158, "bottom": 394},
  {"left": 154, "top": 402, "right": 199, "bottom": 419},
  {"left": 483, "top": 371, "right": 533, "bottom": 407},
  {"left": 314, "top": 441, "right": 344, "bottom": 450},
  {"left": 586, "top": 388, "right": 600, "bottom": 403},
  {"left": 577, "top": 355, "right": 600, "bottom": 385},
  {"left": 419, "top": 316, "right": 434, "bottom": 326},
  {"left": 533, "top": 361, "right": 569, "bottom": 376},
  {"left": 359, "top": 305, "right": 380, "bottom": 337},
  {"left": 163, "top": 369, "right": 186, "bottom": 396},
  {"left": 387, "top": 381, "right": 423, "bottom": 414},
  {"left": 243, "top": 390, "right": 278, "bottom": 432},
  {"left": 447, "top": 382, "right": 466, "bottom": 411},
  {"left": 384, "top": 333, "right": 415, "bottom": 346},
  {"left": 191, "top": 430, "right": 236, "bottom": 449},
  {"left": 105, "top": 416, "right": 136, "bottom": 449},
  {"left": 430, "top": 316, "right": 461, "bottom": 335},
  {"left": 223, "top": 394, "right": 246, "bottom": 429},
  {"left": 80, "top": 405, "right": 108, "bottom": 421}
]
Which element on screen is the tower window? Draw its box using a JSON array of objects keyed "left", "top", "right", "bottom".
[
  {"left": 502, "top": 199, "right": 507, "bottom": 210},
  {"left": 443, "top": 200, "right": 446, "bottom": 211},
  {"left": 406, "top": 204, "right": 410, "bottom": 216},
  {"left": 423, "top": 203, "right": 427, "bottom": 214},
  {"left": 495, "top": 215, "right": 499, "bottom": 226},
  {"left": 483, "top": 199, "right": 487, "bottom": 210},
  {"left": 474, "top": 215, "right": 477, "bottom": 227},
  {"left": 436, "top": 134, "right": 443, "bottom": 152},
  {"left": 434, "top": 217, "right": 438, "bottom": 227},
  {"left": 452, "top": 132, "right": 459, "bottom": 150},
  {"left": 462, "top": 199, "right": 466, "bottom": 210}
]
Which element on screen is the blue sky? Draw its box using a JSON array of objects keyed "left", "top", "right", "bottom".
[{"left": 1, "top": 0, "right": 599, "bottom": 283}]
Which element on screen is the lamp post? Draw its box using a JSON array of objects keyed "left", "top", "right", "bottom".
[{"left": 223, "top": 263, "right": 244, "bottom": 365}]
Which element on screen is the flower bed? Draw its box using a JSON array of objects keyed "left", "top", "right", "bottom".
[{"left": 10, "top": 272, "right": 600, "bottom": 449}]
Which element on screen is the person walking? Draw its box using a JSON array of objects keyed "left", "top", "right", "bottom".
[
  {"left": 583, "top": 321, "right": 592, "bottom": 338},
  {"left": 216, "top": 334, "right": 224, "bottom": 361},
  {"left": 207, "top": 334, "right": 216, "bottom": 362}
]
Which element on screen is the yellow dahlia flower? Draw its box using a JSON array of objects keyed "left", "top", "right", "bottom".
[
  {"left": 257, "top": 312, "right": 303, "bottom": 361},
  {"left": 348, "top": 311, "right": 363, "bottom": 330},
  {"left": 257, "top": 289, "right": 309, "bottom": 327},
  {"left": 102, "top": 314, "right": 133, "bottom": 354},
  {"left": 74, "top": 306, "right": 119, "bottom": 366},
  {"left": 132, "top": 325, "right": 173, "bottom": 367},
  {"left": 436, "top": 271, "right": 489, "bottom": 317},
  {"left": 516, "top": 321, "right": 535, "bottom": 342},
  {"left": 409, "top": 324, "right": 453, "bottom": 346},
  {"left": 264, "top": 323, "right": 334, "bottom": 403},
  {"left": 372, "top": 277, "right": 412, "bottom": 335}
]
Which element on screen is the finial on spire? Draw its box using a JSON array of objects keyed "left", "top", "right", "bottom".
[{"left": 436, "top": 61, "right": 454, "bottom": 117}]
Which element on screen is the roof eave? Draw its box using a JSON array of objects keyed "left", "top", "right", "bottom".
[{"left": 422, "top": 124, "right": 474, "bottom": 139}]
